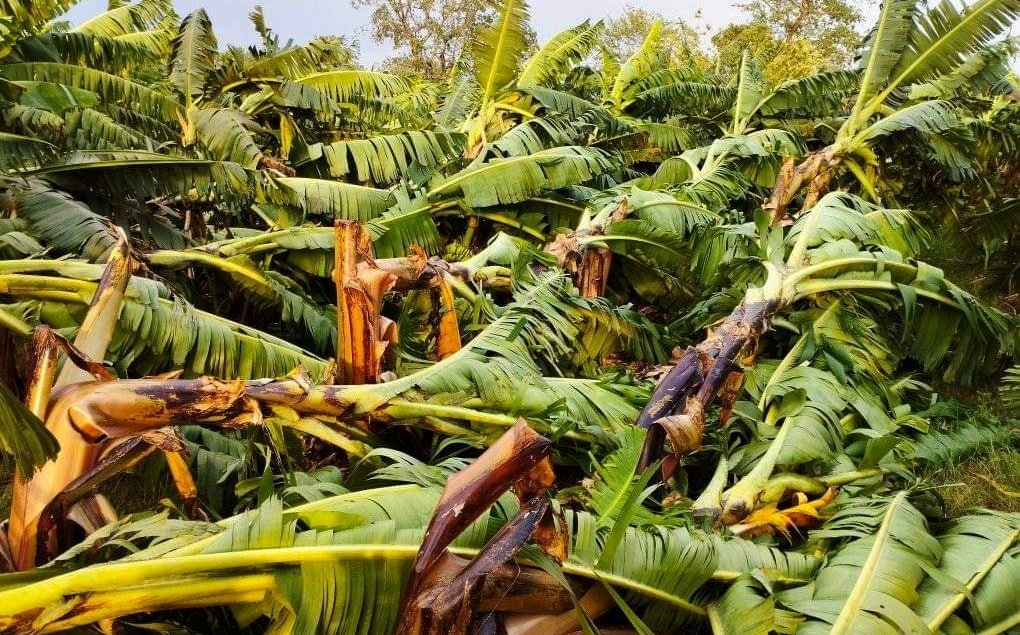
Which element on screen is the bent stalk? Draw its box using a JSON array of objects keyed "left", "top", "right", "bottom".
[{"left": 7, "top": 232, "right": 133, "bottom": 570}]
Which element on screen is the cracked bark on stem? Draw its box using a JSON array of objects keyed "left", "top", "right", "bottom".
[
  {"left": 636, "top": 147, "right": 841, "bottom": 476},
  {"left": 544, "top": 199, "right": 627, "bottom": 299},
  {"left": 764, "top": 150, "right": 839, "bottom": 226},
  {"left": 635, "top": 301, "right": 777, "bottom": 474}
]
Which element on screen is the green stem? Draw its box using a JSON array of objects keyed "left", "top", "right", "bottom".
[
  {"left": 793, "top": 279, "right": 960, "bottom": 310},
  {"left": 822, "top": 468, "right": 884, "bottom": 487},
  {"left": 420, "top": 415, "right": 489, "bottom": 441},
  {"left": 147, "top": 250, "right": 271, "bottom": 286},
  {"left": 213, "top": 77, "right": 283, "bottom": 97},
  {"left": 0, "top": 260, "right": 100, "bottom": 274},
  {"left": 381, "top": 400, "right": 593, "bottom": 442},
  {"left": 204, "top": 227, "right": 330, "bottom": 257},
  {"left": 0, "top": 546, "right": 422, "bottom": 614},
  {"left": 382, "top": 400, "right": 518, "bottom": 427},
  {"left": 577, "top": 234, "right": 684, "bottom": 258},
  {"left": 461, "top": 215, "right": 479, "bottom": 246},
  {"left": 445, "top": 273, "right": 478, "bottom": 302},
  {"left": 782, "top": 257, "right": 922, "bottom": 289},
  {"left": 35, "top": 574, "right": 276, "bottom": 633},
  {"left": 473, "top": 265, "right": 513, "bottom": 282},
  {"left": 1, "top": 289, "right": 83, "bottom": 304},
  {"left": 707, "top": 603, "right": 726, "bottom": 634},
  {"left": 561, "top": 563, "right": 706, "bottom": 616},
  {"left": 692, "top": 456, "right": 729, "bottom": 513},
  {"left": 0, "top": 543, "right": 713, "bottom": 622},
  {"left": 763, "top": 468, "right": 885, "bottom": 501},
  {"left": 0, "top": 273, "right": 90, "bottom": 292},
  {"left": 492, "top": 102, "right": 537, "bottom": 119},
  {"left": 720, "top": 419, "right": 795, "bottom": 518},
  {"left": 758, "top": 334, "right": 808, "bottom": 412},
  {"left": 434, "top": 209, "right": 546, "bottom": 241}
]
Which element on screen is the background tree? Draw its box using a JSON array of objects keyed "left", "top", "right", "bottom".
[
  {"left": 602, "top": 5, "right": 711, "bottom": 70},
  {"left": 711, "top": 22, "right": 828, "bottom": 82},
  {"left": 711, "top": 0, "right": 864, "bottom": 82},
  {"left": 350, "top": 0, "right": 490, "bottom": 79},
  {"left": 737, "top": 0, "right": 864, "bottom": 66}
]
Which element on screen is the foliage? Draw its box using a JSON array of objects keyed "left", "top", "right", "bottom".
[
  {"left": 736, "top": 0, "right": 863, "bottom": 67},
  {"left": 603, "top": 5, "right": 710, "bottom": 71},
  {"left": 0, "top": 0, "right": 1016, "bottom": 633}
]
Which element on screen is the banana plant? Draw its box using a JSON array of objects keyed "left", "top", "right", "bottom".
[
  {"left": 1, "top": 220, "right": 664, "bottom": 568},
  {"left": 0, "top": 2, "right": 438, "bottom": 257},
  {"left": 5, "top": 414, "right": 1016, "bottom": 635},
  {"left": 635, "top": 190, "right": 1014, "bottom": 523},
  {"left": 764, "top": 0, "right": 1020, "bottom": 220},
  {"left": 619, "top": 0, "right": 1020, "bottom": 523},
  {"left": 0, "top": 2, "right": 1015, "bottom": 634}
]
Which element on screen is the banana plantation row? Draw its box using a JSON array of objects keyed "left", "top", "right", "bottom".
[{"left": 0, "top": 0, "right": 1017, "bottom": 634}]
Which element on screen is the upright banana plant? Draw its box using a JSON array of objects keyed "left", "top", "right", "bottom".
[{"left": 764, "top": 0, "right": 1020, "bottom": 220}]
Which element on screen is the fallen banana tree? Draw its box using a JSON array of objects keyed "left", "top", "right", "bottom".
[
  {"left": 6, "top": 230, "right": 131, "bottom": 570},
  {"left": 634, "top": 191, "right": 1014, "bottom": 525},
  {"left": 4, "top": 366, "right": 592, "bottom": 569},
  {"left": 0, "top": 200, "right": 1010, "bottom": 572},
  {"left": 0, "top": 1, "right": 1017, "bottom": 633},
  {"left": 0, "top": 420, "right": 819, "bottom": 634},
  {"left": 0, "top": 200, "right": 1013, "bottom": 633},
  {"left": 1, "top": 222, "right": 656, "bottom": 569},
  {"left": 627, "top": 0, "right": 1020, "bottom": 529},
  {"left": 4, "top": 232, "right": 209, "bottom": 570},
  {"left": 393, "top": 420, "right": 561, "bottom": 635}
]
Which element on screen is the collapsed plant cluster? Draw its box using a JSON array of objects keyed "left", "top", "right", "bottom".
[{"left": 0, "top": 0, "right": 1018, "bottom": 634}]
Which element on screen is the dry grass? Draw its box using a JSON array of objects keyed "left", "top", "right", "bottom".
[{"left": 927, "top": 440, "right": 1020, "bottom": 516}]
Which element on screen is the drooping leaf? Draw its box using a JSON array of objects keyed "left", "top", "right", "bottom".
[
  {"left": 518, "top": 20, "right": 603, "bottom": 88},
  {"left": 169, "top": 9, "right": 217, "bottom": 107}
]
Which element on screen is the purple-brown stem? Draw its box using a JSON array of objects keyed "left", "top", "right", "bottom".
[{"left": 635, "top": 301, "right": 777, "bottom": 474}]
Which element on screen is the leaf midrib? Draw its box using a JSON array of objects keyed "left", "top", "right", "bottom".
[
  {"left": 479, "top": 0, "right": 520, "bottom": 104},
  {"left": 827, "top": 493, "right": 906, "bottom": 635}
]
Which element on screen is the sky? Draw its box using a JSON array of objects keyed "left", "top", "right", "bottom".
[{"left": 63, "top": 0, "right": 748, "bottom": 66}]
